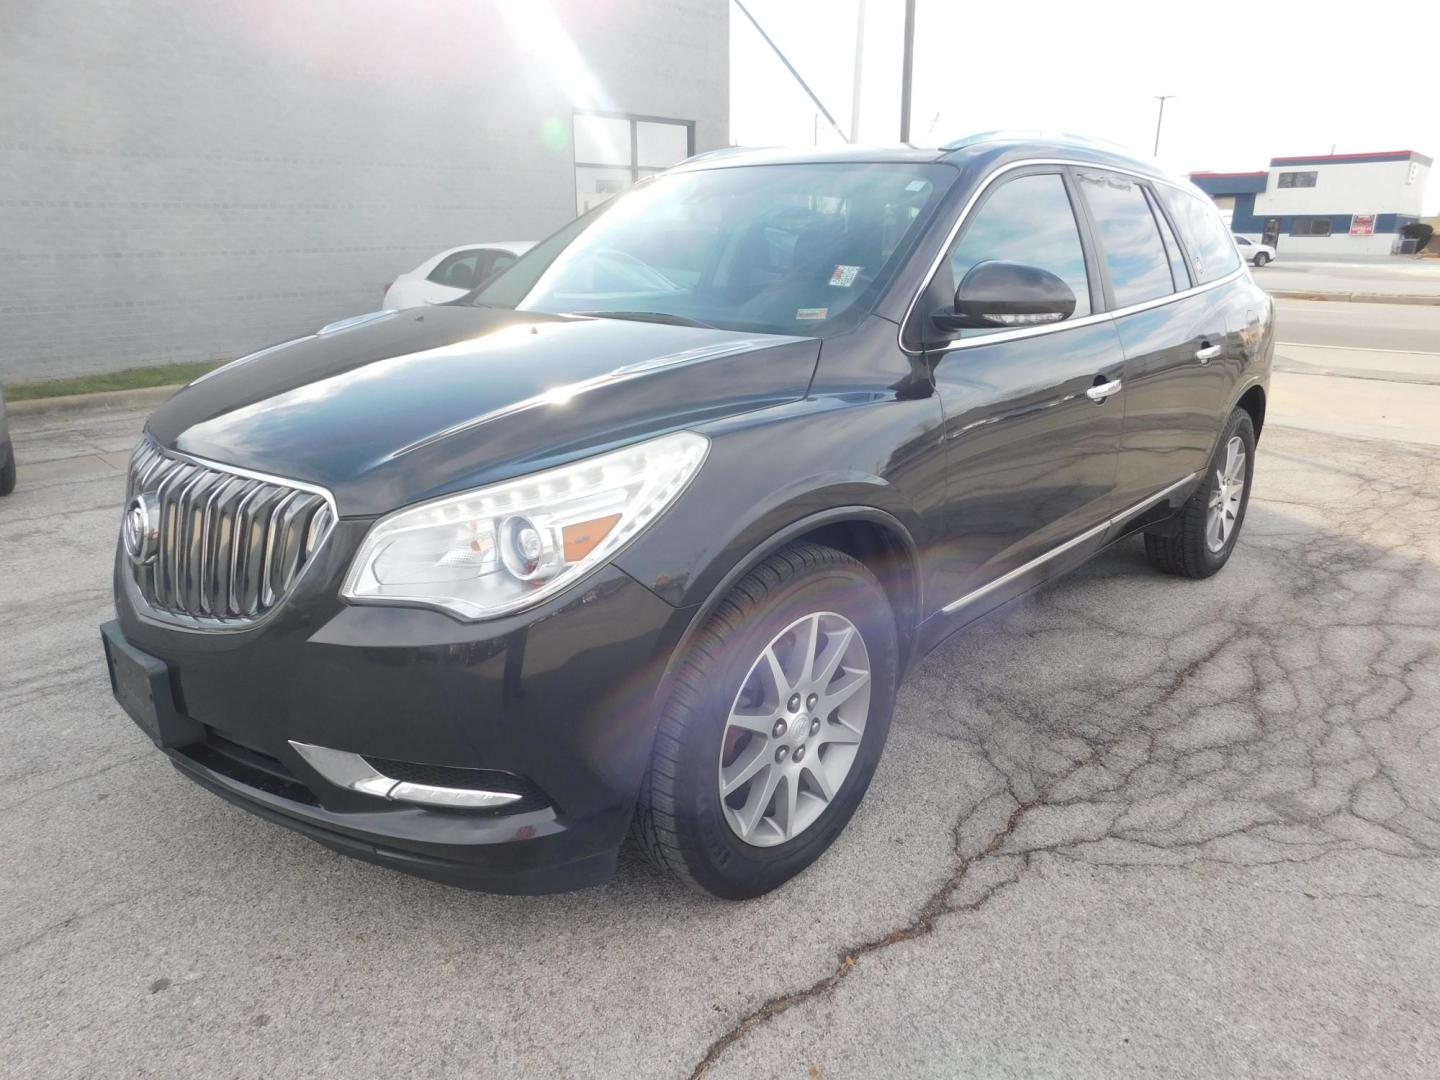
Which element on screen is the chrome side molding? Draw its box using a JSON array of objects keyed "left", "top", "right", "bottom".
[
  {"left": 289, "top": 741, "right": 523, "bottom": 810},
  {"left": 941, "top": 473, "right": 1199, "bottom": 614}
]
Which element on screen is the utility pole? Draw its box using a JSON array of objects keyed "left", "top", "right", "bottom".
[
  {"left": 899, "top": 0, "right": 916, "bottom": 143},
  {"left": 850, "top": 0, "right": 866, "bottom": 143},
  {"left": 1152, "top": 95, "right": 1175, "bottom": 156}
]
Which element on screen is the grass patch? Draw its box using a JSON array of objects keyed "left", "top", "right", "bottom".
[{"left": 3, "top": 360, "right": 227, "bottom": 402}]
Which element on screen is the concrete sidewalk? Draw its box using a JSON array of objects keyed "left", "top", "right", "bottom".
[
  {"left": 1268, "top": 289, "right": 1440, "bottom": 305},
  {"left": 5, "top": 384, "right": 180, "bottom": 418},
  {"left": 1275, "top": 341, "right": 1440, "bottom": 386},
  {"left": 1270, "top": 370, "right": 1440, "bottom": 447},
  {"left": 1259, "top": 257, "right": 1440, "bottom": 300}
]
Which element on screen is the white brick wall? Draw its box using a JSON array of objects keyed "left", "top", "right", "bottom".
[{"left": 0, "top": 0, "right": 729, "bottom": 382}]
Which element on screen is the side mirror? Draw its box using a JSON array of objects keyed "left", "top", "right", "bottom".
[{"left": 932, "top": 260, "right": 1077, "bottom": 334}]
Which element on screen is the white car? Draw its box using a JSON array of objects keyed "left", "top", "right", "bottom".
[
  {"left": 381, "top": 241, "right": 533, "bottom": 310},
  {"left": 1232, "top": 235, "right": 1275, "bottom": 267}
]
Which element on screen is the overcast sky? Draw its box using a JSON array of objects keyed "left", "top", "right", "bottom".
[{"left": 730, "top": 0, "right": 1439, "bottom": 213}]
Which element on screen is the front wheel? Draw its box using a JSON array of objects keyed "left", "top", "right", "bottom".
[
  {"left": 1253, "top": 252, "right": 1270, "bottom": 267},
  {"left": 1145, "top": 408, "right": 1256, "bottom": 579},
  {"left": 632, "top": 541, "right": 898, "bottom": 898}
]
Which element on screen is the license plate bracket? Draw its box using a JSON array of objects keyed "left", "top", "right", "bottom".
[{"left": 100, "top": 621, "right": 203, "bottom": 748}]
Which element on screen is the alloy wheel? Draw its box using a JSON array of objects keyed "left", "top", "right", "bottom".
[
  {"left": 1206, "top": 435, "right": 1247, "bottom": 552},
  {"left": 717, "top": 611, "right": 871, "bottom": 847}
]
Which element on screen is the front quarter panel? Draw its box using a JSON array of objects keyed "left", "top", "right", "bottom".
[{"left": 615, "top": 386, "right": 945, "bottom": 614}]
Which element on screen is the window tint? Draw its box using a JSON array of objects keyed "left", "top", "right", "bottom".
[
  {"left": 1291, "top": 217, "right": 1333, "bottom": 237},
  {"left": 941, "top": 172, "right": 1091, "bottom": 336},
  {"left": 428, "top": 249, "right": 490, "bottom": 289},
  {"left": 1277, "top": 171, "right": 1317, "bottom": 188},
  {"left": 476, "top": 163, "right": 951, "bottom": 337},
  {"left": 1076, "top": 171, "right": 1175, "bottom": 307},
  {"left": 1147, "top": 186, "right": 1191, "bottom": 289},
  {"left": 1157, "top": 187, "right": 1241, "bottom": 284}
]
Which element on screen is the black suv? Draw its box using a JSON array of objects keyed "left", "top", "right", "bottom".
[{"left": 102, "top": 134, "right": 1271, "bottom": 898}]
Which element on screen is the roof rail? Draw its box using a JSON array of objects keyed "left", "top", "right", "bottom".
[
  {"left": 680, "top": 146, "right": 758, "bottom": 164},
  {"left": 938, "top": 129, "right": 1137, "bottom": 155}
]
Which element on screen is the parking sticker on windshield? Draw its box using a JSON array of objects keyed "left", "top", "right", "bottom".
[
  {"left": 795, "top": 307, "right": 828, "bottom": 320},
  {"left": 829, "top": 264, "right": 862, "bottom": 288}
]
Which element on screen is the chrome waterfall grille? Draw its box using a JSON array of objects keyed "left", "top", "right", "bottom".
[{"left": 125, "top": 438, "right": 336, "bottom": 627}]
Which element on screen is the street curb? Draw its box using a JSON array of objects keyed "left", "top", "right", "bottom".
[
  {"left": 1268, "top": 289, "right": 1440, "bottom": 305},
  {"left": 7, "top": 384, "right": 181, "bottom": 418}
]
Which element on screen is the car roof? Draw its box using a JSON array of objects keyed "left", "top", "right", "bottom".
[
  {"left": 427, "top": 240, "right": 534, "bottom": 261},
  {"left": 457, "top": 241, "right": 533, "bottom": 255},
  {"left": 674, "top": 131, "right": 1183, "bottom": 188}
]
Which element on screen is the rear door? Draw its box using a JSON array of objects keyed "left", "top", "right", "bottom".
[
  {"left": 917, "top": 167, "right": 1127, "bottom": 606},
  {"left": 1075, "top": 171, "right": 1241, "bottom": 505}
]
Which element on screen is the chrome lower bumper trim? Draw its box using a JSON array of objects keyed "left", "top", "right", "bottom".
[{"left": 289, "top": 741, "right": 523, "bottom": 810}]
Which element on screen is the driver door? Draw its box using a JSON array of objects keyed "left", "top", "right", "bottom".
[{"left": 920, "top": 168, "right": 1127, "bottom": 613}]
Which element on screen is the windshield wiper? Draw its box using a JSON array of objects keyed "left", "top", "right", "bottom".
[{"left": 572, "top": 310, "right": 718, "bottom": 330}]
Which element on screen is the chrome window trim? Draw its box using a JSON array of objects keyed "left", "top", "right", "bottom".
[
  {"left": 899, "top": 157, "right": 1246, "bottom": 356},
  {"left": 123, "top": 437, "right": 339, "bottom": 635},
  {"left": 940, "top": 472, "right": 1199, "bottom": 614}
]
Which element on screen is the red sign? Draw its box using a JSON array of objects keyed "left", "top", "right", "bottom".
[{"left": 1350, "top": 214, "right": 1376, "bottom": 236}]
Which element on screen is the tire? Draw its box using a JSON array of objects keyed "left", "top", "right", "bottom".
[
  {"left": 632, "top": 541, "right": 898, "bottom": 899},
  {"left": 1144, "top": 408, "right": 1255, "bottom": 579},
  {"left": 1253, "top": 252, "right": 1269, "bottom": 267},
  {"left": 0, "top": 440, "right": 14, "bottom": 496}
]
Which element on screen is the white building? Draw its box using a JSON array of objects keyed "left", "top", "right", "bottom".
[{"left": 1191, "top": 150, "right": 1431, "bottom": 256}]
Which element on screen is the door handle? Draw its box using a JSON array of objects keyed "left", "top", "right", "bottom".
[
  {"left": 1086, "top": 378, "right": 1123, "bottom": 403},
  {"left": 1196, "top": 343, "right": 1222, "bottom": 363}
]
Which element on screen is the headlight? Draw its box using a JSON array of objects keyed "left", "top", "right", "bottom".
[{"left": 341, "top": 431, "right": 708, "bottom": 620}]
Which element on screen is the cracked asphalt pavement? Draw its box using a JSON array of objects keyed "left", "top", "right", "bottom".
[{"left": 1, "top": 404, "right": 1437, "bottom": 1078}]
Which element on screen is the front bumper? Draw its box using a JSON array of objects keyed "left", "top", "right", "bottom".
[{"left": 107, "top": 544, "right": 694, "bottom": 895}]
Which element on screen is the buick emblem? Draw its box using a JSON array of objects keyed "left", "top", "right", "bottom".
[{"left": 122, "top": 493, "right": 160, "bottom": 565}]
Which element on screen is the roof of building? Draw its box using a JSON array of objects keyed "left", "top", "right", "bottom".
[
  {"left": 1189, "top": 172, "right": 1269, "bottom": 196},
  {"left": 1270, "top": 150, "right": 1431, "bottom": 167}
]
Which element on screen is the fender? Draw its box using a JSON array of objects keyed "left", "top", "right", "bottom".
[
  {"left": 1205, "top": 373, "right": 1268, "bottom": 461},
  {"left": 1225, "top": 374, "right": 1268, "bottom": 428},
  {"left": 615, "top": 393, "right": 942, "bottom": 605},
  {"left": 644, "top": 503, "right": 925, "bottom": 710}
]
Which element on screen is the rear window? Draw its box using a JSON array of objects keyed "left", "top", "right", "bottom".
[
  {"left": 1148, "top": 187, "right": 1191, "bottom": 289},
  {"left": 428, "top": 249, "right": 490, "bottom": 290},
  {"left": 1158, "top": 187, "right": 1241, "bottom": 284}
]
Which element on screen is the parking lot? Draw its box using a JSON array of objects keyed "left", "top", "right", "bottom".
[{"left": 3, "top": 373, "right": 1438, "bottom": 1077}]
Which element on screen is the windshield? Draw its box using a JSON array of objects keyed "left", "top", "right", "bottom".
[{"left": 471, "top": 162, "right": 954, "bottom": 336}]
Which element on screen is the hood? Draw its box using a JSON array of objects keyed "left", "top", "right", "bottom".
[{"left": 147, "top": 306, "right": 819, "bottom": 516}]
